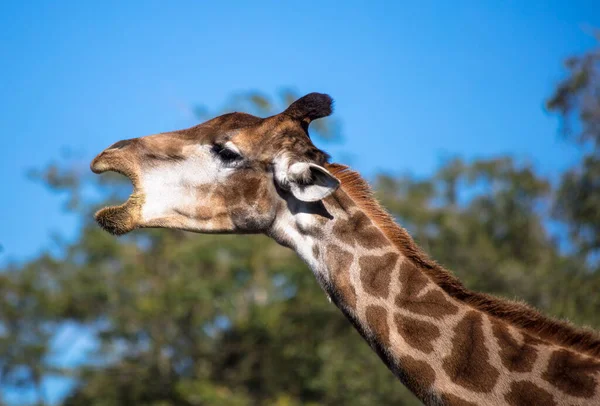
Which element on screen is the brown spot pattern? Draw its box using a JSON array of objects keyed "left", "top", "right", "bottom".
[
  {"left": 440, "top": 393, "right": 478, "bottom": 406},
  {"left": 396, "top": 259, "right": 458, "bottom": 319},
  {"left": 328, "top": 164, "right": 600, "bottom": 361},
  {"left": 396, "top": 260, "right": 458, "bottom": 319},
  {"left": 442, "top": 311, "right": 500, "bottom": 393},
  {"left": 359, "top": 252, "right": 399, "bottom": 299},
  {"left": 398, "top": 259, "right": 429, "bottom": 297},
  {"left": 505, "top": 381, "right": 557, "bottom": 406},
  {"left": 542, "top": 349, "right": 600, "bottom": 398},
  {"left": 399, "top": 355, "right": 436, "bottom": 399},
  {"left": 239, "top": 174, "right": 262, "bottom": 203},
  {"left": 394, "top": 313, "right": 440, "bottom": 353},
  {"left": 216, "top": 177, "right": 243, "bottom": 204},
  {"left": 330, "top": 188, "right": 356, "bottom": 212},
  {"left": 397, "top": 284, "right": 460, "bottom": 319},
  {"left": 365, "top": 305, "right": 390, "bottom": 346},
  {"left": 491, "top": 319, "right": 539, "bottom": 373},
  {"left": 332, "top": 211, "right": 390, "bottom": 249},
  {"left": 326, "top": 245, "right": 357, "bottom": 309}
]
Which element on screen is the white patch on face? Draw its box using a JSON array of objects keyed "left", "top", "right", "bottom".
[
  {"left": 271, "top": 209, "right": 322, "bottom": 272},
  {"left": 268, "top": 201, "right": 333, "bottom": 287},
  {"left": 273, "top": 153, "right": 292, "bottom": 188},
  {"left": 140, "top": 144, "right": 226, "bottom": 222}
]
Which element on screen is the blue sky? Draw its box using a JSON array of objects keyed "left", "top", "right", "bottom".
[{"left": 1, "top": 0, "right": 599, "bottom": 264}]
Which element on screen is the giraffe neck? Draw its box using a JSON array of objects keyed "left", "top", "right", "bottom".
[{"left": 267, "top": 165, "right": 600, "bottom": 406}]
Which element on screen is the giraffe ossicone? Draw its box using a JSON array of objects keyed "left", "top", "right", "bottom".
[{"left": 92, "top": 93, "right": 600, "bottom": 405}]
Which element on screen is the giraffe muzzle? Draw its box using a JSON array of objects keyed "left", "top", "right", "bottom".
[{"left": 91, "top": 147, "right": 144, "bottom": 235}]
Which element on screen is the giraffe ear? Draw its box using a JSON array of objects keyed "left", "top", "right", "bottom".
[
  {"left": 283, "top": 93, "right": 333, "bottom": 125},
  {"left": 286, "top": 162, "right": 340, "bottom": 202}
]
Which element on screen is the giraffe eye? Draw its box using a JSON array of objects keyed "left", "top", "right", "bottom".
[{"left": 212, "top": 144, "right": 242, "bottom": 163}]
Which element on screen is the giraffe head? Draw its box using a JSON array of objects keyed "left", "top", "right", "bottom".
[{"left": 91, "top": 93, "right": 340, "bottom": 236}]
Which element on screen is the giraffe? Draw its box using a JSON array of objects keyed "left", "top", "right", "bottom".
[{"left": 91, "top": 93, "right": 600, "bottom": 405}]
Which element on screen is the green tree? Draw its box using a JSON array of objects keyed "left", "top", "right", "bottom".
[{"left": 547, "top": 34, "right": 600, "bottom": 260}]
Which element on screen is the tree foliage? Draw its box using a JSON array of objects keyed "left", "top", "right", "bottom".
[
  {"left": 547, "top": 35, "right": 600, "bottom": 259},
  {"left": 2, "top": 43, "right": 600, "bottom": 405}
]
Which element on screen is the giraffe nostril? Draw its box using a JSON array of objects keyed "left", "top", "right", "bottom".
[{"left": 108, "top": 139, "right": 134, "bottom": 150}]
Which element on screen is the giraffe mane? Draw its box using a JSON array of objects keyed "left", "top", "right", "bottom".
[{"left": 326, "top": 163, "right": 600, "bottom": 358}]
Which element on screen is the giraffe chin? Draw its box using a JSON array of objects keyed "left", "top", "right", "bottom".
[{"left": 94, "top": 194, "right": 143, "bottom": 236}]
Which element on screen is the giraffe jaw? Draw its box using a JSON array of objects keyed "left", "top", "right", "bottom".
[
  {"left": 94, "top": 190, "right": 144, "bottom": 236},
  {"left": 91, "top": 161, "right": 144, "bottom": 236}
]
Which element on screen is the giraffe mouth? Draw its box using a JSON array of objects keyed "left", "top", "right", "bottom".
[{"left": 91, "top": 158, "right": 144, "bottom": 236}]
